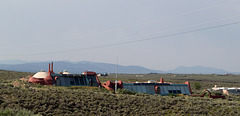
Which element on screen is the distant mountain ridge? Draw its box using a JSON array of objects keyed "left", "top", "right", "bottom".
[
  {"left": 0, "top": 61, "right": 163, "bottom": 74},
  {"left": 167, "top": 66, "right": 232, "bottom": 74},
  {"left": 0, "top": 60, "right": 29, "bottom": 64},
  {"left": 0, "top": 60, "right": 237, "bottom": 74}
]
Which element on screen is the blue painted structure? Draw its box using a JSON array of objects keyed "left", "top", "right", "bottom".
[
  {"left": 123, "top": 83, "right": 191, "bottom": 95},
  {"left": 51, "top": 73, "right": 99, "bottom": 87}
]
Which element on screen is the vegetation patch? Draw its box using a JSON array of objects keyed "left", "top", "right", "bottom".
[
  {"left": 0, "top": 70, "right": 240, "bottom": 115},
  {"left": 0, "top": 108, "right": 40, "bottom": 116},
  {"left": 116, "top": 88, "right": 136, "bottom": 95}
]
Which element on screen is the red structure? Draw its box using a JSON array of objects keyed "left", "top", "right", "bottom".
[
  {"left": 28, "top": 63, "right": 101, "bottom": 86},
  {"left": 28, "top": 77, "right": 45, "bottom": 85},
  {"left": 160, "top": 77, "right": 164, "bottom": 83},
  {"left": 192, "top": 89, "right": 225, "bottom": 99},
  {"left": 184, "top": 81, "right": 192, "bottom": 94},
  {"left": 101, "top": 81, "right": 123, "bottom": 91},
  {"left": 83, "top": 71, "right": 101, "bottom": 87},
  {"left": 28, "top": 63, "right": 54, "bottom": 85}
]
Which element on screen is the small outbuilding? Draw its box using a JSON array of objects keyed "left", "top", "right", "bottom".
[{"left": 212, "top": 85, "right": 240, "bottom": 95}]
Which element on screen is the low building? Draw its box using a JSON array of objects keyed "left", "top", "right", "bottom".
[
  {"left": 97, "top": 73, "right": 109, "bottom": 77},
  {"left": 28, "top": 63, "right": 54, "bottom": 85},
  {"left": 28, "top": 63, "right": 101, "bottom": 87},
  {"left": 223, "top": 88, "right": 240, "bottom": 95},
  {"left": 123, "top": 82, "right": 191, "bottom": 95},
  {"left": 212, "top": 85, "right": 240, "bottom": 95},
  {"left": 52, "top": 71, "right": 100, "bottom": 87},
  {"left": 102, "top": 77, "right": 192, "bottom": 95},
  {"left": 173, "top": 75, "right": 187, "bottom": 77}
]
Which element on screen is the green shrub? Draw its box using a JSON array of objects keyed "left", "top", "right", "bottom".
[
  {"left": 116, "top": 88, "right": 136, "bottom": 95},
  {"left": 168, "top": 93, "right": 177, "bottom": 97},
  {"left": 0, "top": 108, "right": 40, "bottom": 116},
  {"left": 7, "top": 84, "right": 14, "bottom": 87},
  {"left": 135, "top": 92, "right": 149, "bottom": 97},
  {"left": 36, "top": 85, "right": 43, "bottom": 88},
  {"left": 214, "top": 92, "right": 223, "bottom": 96},
  {"left": 194, "top": 82, "right": 202, "bottom": 90}
]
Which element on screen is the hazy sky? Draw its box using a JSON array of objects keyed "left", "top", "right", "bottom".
[{"left": 1, "top": 0, "right": 240, "bottom": 72}]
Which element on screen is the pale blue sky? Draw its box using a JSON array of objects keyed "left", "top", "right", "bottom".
[{"left": 1, "top": 0, "right": 240, "bottom": 72}]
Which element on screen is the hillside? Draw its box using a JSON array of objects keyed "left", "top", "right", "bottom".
[
  {"left": 0, "top": 60, "right": 236, "bottom": 74},
  {"left": 0, "top": 61, "right": 163, "bottom": 74},
  {"left": 167, "top": 66, "right": 232, "bottom": 74}
]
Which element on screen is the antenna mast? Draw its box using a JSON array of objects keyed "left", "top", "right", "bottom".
[{"left": 115, "top": 56, "right": 118, "bottom": 92}]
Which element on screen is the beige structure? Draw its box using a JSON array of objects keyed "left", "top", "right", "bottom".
[
  {"left": 62, "top": 70, "right": 71, "bottom": 74},
  {"left": 32, "top": 71, "right": 48, "bottom": 78},
  {"left": 212, "top": 85, "right": 240, "bottom": 95}
]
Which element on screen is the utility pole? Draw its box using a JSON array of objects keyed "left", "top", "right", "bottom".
[{"left": 115, "top": 56, "right": 118, "bottom": 93}]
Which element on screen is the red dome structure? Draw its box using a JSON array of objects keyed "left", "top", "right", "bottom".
[
  {"left": 28, "top": 77, "right": 45, "bottom": 85},
  {"left": 28, "top": 63, "right": 54, "bottom": 85}
]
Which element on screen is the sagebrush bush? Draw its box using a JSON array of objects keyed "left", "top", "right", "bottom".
[
  {"left": 117, "top": 88, "right": 136, "bottom": 95},
  {"left": 0, "top": 108, "right": 40, "bottom": 116}
]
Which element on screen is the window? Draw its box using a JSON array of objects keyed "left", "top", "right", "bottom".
[
  {"left": 168, "top": 90, "right": 182, "bottom": 94},
  {"left": 70, "top": 81, "right": 75, "bottom": 85},
  {"left": 79, "top": 78, "right": 84, "bottom": 85},
  {"left": 56, "top": 78, "right": 61, "bottom": 86},
  {"left": 173, "top": 90, "right": 177, "bottom": 94},
  {"left": 88, "top": 76, "right": 97, "bottom": 83},
  {"left": 75, "top": 78, "right": 80, "bottom": 85},
  {"left": 70, "top": 77, "right": 75, "bottom": 85},
  {"left": 177, "top": 90, "right": 182, "bottom": 94},
  {"left": 156, "top": 87, "right": 161, "bottom": 94},
  {"left": 83, "top": 78, "right": 87, "bottom": 85}
]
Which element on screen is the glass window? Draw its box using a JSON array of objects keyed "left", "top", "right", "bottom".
[
  {"left": 75, "top": 78, "right": 80, "bottom": 85},
  {"left": 70, "top": 81, "right": 75, "bottom": 85},
  {"left": 156, "top": 87, "right": 161, "bottom": 94},
  {"left": 83, "top": 78, "right": 87, "bottom": 85},
  {"left": 79, "top": 78, "right": 84, "bottom": 85},
  {"left": 70, "top": 77, "right": 75, "bottom": 85},
  {"left": 177, "top": 90, "right": 181, "bottom": 94},
  {"left": 88, "top": 76, "right": 97, "bottom": 83},
  {"left": 173, "top": 90, "right": 177, "bottom": 94}
]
